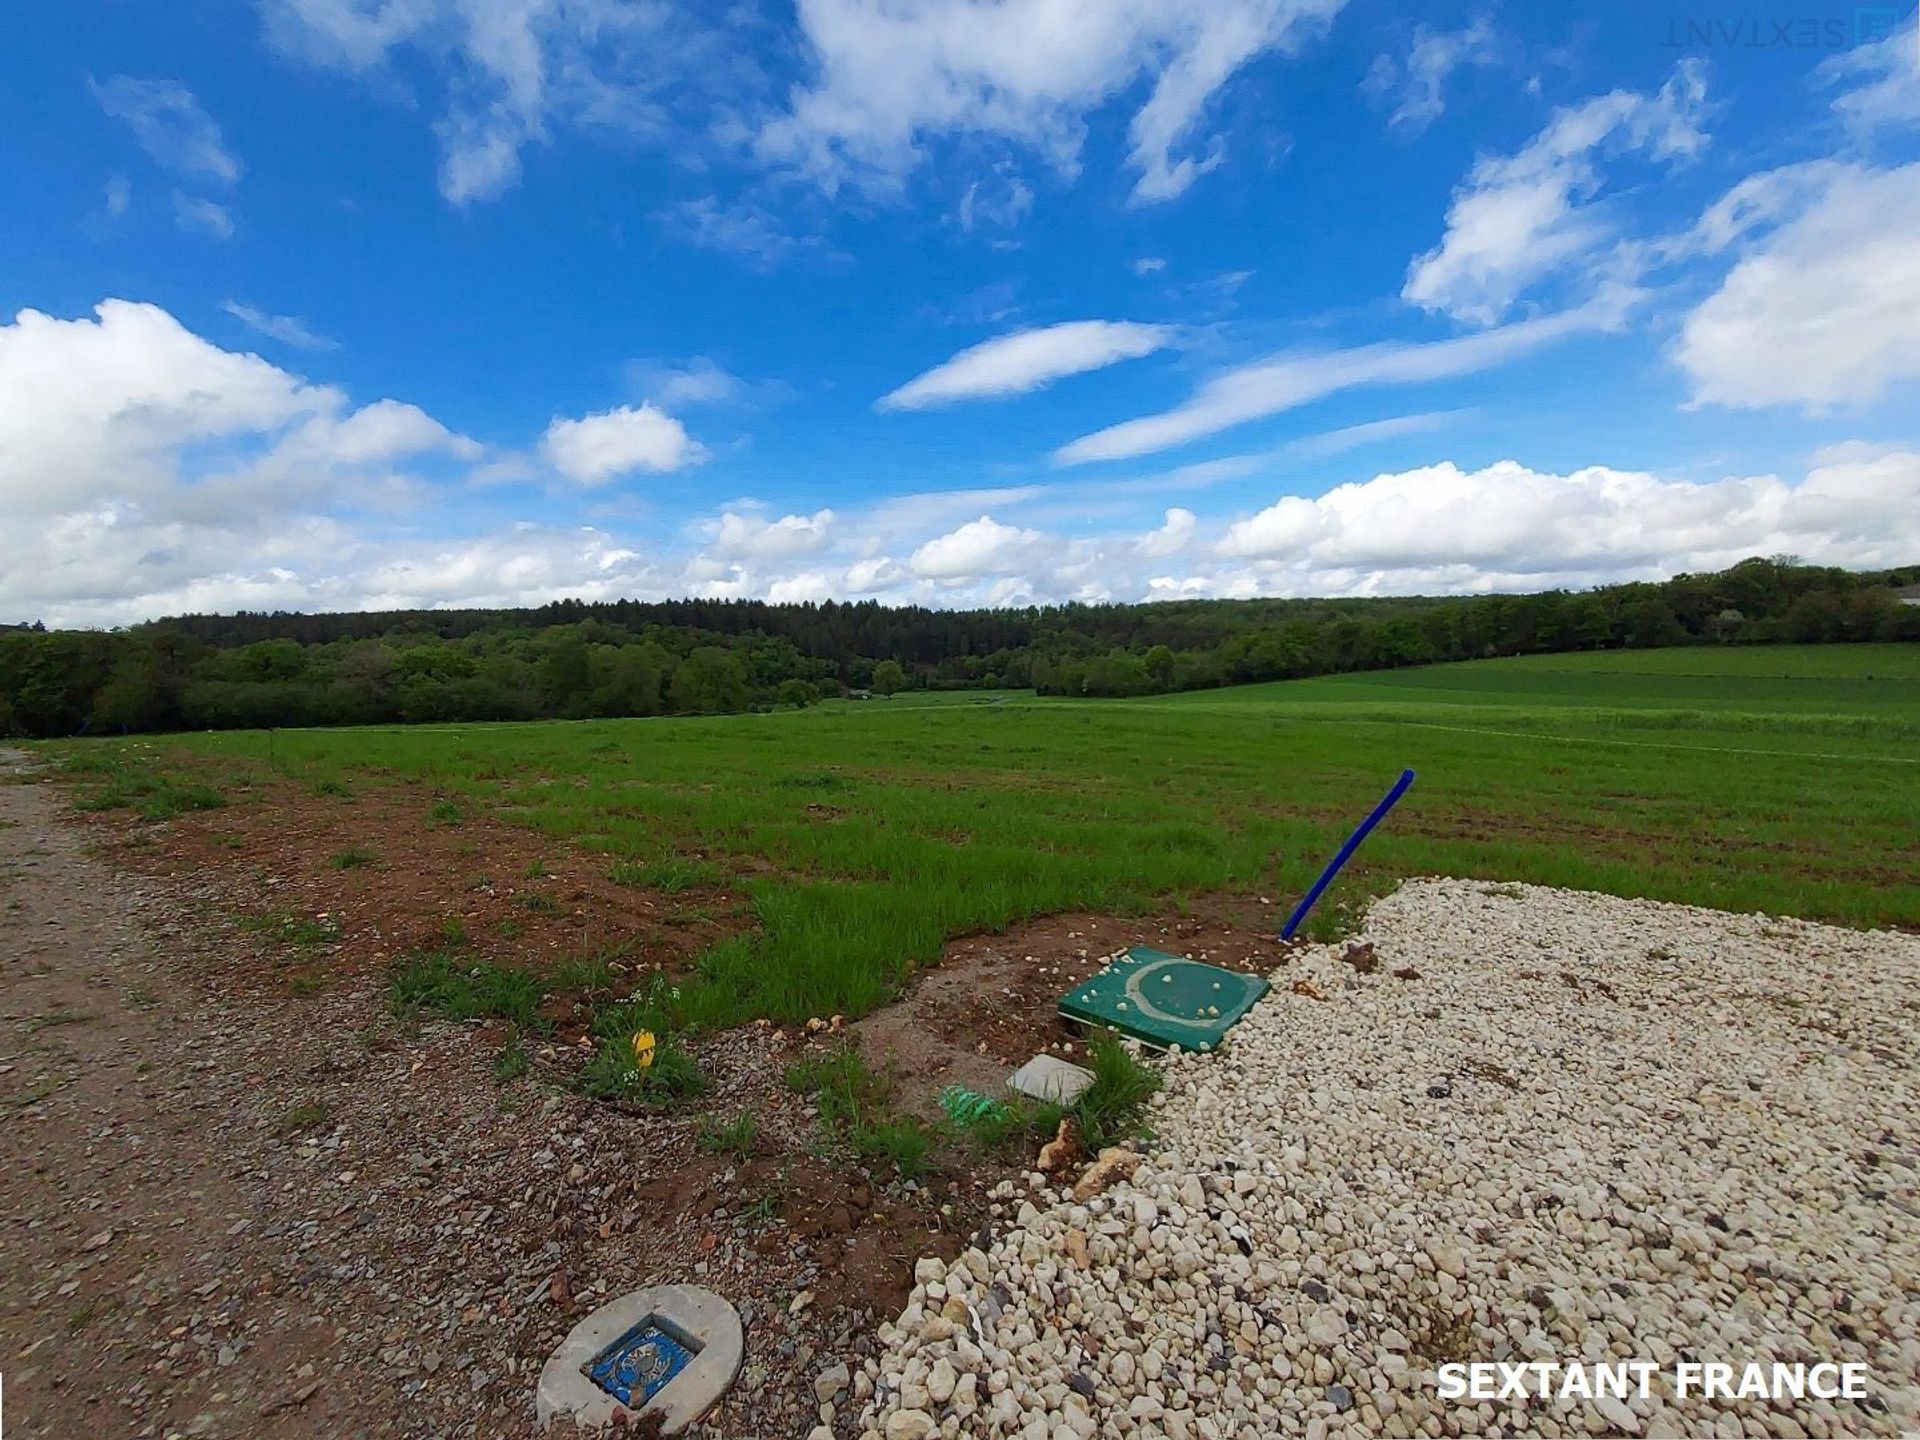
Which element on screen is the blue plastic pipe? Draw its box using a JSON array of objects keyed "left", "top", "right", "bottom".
[{"left": 1281, "top": 768, "right": 1416, "bottom": 940}]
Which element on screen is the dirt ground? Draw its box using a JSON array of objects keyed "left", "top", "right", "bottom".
[{"left": 0, "top": 750, "right": 1294, "bottom": 1438}]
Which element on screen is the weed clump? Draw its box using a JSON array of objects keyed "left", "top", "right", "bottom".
[
  {"left": 607, "top": 856, "right": 723, "bottom": 893},
  {"left": 389, "top": 951, "right": 547, "bottom": 1032},
  {"left": 696, "top": 1111, "right": 759, "bottom": 1159},
  {"left": 1069, "top": 1030, "right": 1162, "bottom": 1150},
  {"left": 241, "top": 911, "right": 343, "bottom": 947},
  {"left": 68, "top": 754, "right": 225, "bottom": 821},
  {"left": 785, "top": 1042, "right": 936, "bottom": 1180}
]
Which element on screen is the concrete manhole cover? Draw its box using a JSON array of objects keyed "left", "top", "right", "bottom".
[{"left": 537, "top": 1284, "right": 743, "bottom": 1433}]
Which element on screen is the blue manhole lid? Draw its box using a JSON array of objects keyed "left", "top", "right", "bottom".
[{"left": 585, "top": 1319, "right": 697, "bottom": 1408}]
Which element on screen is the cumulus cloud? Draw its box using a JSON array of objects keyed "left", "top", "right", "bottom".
[
  {"left": 662, "top": 449, "right": 1920, "bottom": 608},
  {"left": 1214, "top": 456, "right": 1920, "bottom": 587},
  {"left": 1055, "top": 301, "right": 1615, "bottom": 464},
  {"left": 1362, "top": 16, "right": 1497, "bottom": 133},
  {"left": 91, "top": 76, "right": 240, "bottom": 184},
  {"left": 540, "top": 404, "right": 704, "bottom": 485},
  {"left": 909, "top": 515, "right": 1049, "bottom": 580},
  {"left": 0, "top": 300, "right": 501, "bottom": 626},
  {"left": 1136, "top": 507, "right": 1197, "bottom": 557},
  {"left": 1403, "top": 63, "right": 1707, "bottom": 324},
  {"left": 1, "top": 300, "right": 325, "bottom": 514},
  {"left": 758, "top": 0, "right": 1346, "bottom": 203},
  {"left": 880, "top": 321, "right": 1174, "bottom": 411},
  {"left": 1673, "top": 162, "right": 1920, "bottom": 410},
  {"left": 710, "top": 509, "right": 836, "bottom": 560},
  {"left": 6, "top": 309, "right": 1913, "bottom": 627}
]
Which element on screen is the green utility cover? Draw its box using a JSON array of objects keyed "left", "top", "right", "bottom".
[{"left": 1058, "top": 947, "right": 1270, "bottom": 1052}]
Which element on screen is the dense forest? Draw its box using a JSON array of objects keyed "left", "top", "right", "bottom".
[{"left": 2, "top": 556, "right": 1915, "bottom": 738}]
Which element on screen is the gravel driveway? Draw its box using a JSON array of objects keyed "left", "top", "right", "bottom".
[{"left": 851, "top": 879, "right": 1920, "bottom": 1439}]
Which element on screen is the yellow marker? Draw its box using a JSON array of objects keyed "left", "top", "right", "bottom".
[{"left": 632, "top": 1030, "right": 656, "bottom": 1069}]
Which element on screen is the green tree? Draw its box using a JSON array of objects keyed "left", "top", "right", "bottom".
[
  {"left": 668, "top": 646, "right": 749, "bottom": 713},
  {"left": 1143, "top": 644, "right": 1177, "bottom": 690},
  {"left": 776, "top": 678, "right": 820, "bottom": 708},
  {"left": 872, "top": 659, "right": 907, "bottom": 695}
]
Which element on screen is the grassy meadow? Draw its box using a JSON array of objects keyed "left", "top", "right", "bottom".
[{"left": 48, "top": 644, "right": 1920, "bottom": 1032}]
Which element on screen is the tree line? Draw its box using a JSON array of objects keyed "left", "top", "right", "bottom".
[{"left": 2, "top": 556, "right": 1914, "bottom": 737}]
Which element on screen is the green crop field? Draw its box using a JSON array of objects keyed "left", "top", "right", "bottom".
[{"left": 49, "top": 644, "right": 1920, "bottom": 1032}]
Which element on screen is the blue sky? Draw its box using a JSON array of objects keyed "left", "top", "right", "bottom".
[{"left": 2, "top": 0, "right": 1917, "bottom": 625}]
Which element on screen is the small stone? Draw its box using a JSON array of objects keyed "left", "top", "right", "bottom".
[{"left": 815, "top": 1362, "right": 850, "bottom": 1402}]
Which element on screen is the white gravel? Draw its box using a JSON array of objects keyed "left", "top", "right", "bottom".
[{"left": 846, "top": 878, "right": 1920, "bottom": 1440}]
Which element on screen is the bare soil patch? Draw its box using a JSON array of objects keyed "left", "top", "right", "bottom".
[
  {"left": 10, "top": 754, "right": 1299, "bottom": 1435},
  {"left": 89, "top": 768, "right": 748, "bottom": 1008}
]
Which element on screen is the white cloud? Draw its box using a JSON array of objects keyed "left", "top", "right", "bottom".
[
  {"left": 766, "top": 572, "right": 836, "bottom": 604},
  {"left": 845, "top": 555, "right": 907, "bottom": 592},
  {"left": 1133, "top": 256, "right": 1168, "bottom": 275},
  {"left": 1055, "top": 301, "right": 1616, "bottom": 464},
  {"left": 1403, "top": 62, "right": 1707, "bottom": 324},
  {"left": 222, "top": 301, "right": 339, "bottom": 352},
  {"left": 102, "top": 174, "right": 132, "bottom": 218},
  {"left": 1674, "top": 161, "right": 1920, "bottom": 410},
  {"left": 172, "top": 193, "right": 235, "bottom": 239},
  {"left": 91, "top": 76, "right": 240, "bottom": 184},
  {"left": 540, "top": 404, "right": 704, "bottom": 485},
  {"left": 958, "top": 165, "right": 1035, "bottom": 232},
  {"left": 710, "top": 509, "right": 836, "bottom": 560},
  {"left": 276, "top": 398, "right": 479, "bottom": 467},
  {"left": 758, "top": 0, "right": 1346, "bottom": 203},
  {"left": 880, "top": 321, "right": 1174, "bottom": 410},
  {"left": 0, "top": 300, "right": 502, "bottom": 626},
  {"left": 1136, "top": 507, "right": 1197, "bottom": 557},
  {"left": 909, "top": 515, "right": 1049, "bottom": 580},
  {"left": 1213, "top": 455, "right": 1920, "bottom": 588},
  {"left": 260, "top": 0, "right": 689, "bottom": 206},
  {"left": 0, "top": 301, "right": 326, "bottom": 514},
  {"left": 1363, "top": 16, "right": 1496, "bottom": 133},
  {"left": 6, "top": 302, "right": 1912, "bottom": 625},
  {"left": 662, "top": 196, "right": 830, "bottom": 268},
  {"left": 627, "top": 356, "right": 745, "bottom": 408},
  {"left": 1818, "top": 14, "right": 1920, "bottom": 139}
]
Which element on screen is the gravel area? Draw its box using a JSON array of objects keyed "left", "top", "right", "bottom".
[{"left": 850, "top": 878, "right": 1920, "bottom": 1440}]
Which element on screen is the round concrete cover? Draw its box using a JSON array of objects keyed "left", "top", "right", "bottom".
[{"left": 538, "top": 1284, "right": 743, "bottom": 1433}]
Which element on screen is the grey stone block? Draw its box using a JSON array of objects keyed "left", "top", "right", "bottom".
[
  {"left": 1008, "top": 1052, "right": 1096, "bottom": 1104},
  {"left": 537, "top": 1284, "right": 743, "bottom": 1433}
]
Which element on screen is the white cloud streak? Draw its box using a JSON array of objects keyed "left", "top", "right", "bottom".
[
  {"left": 222, "top": 301, "right": 339, "bottom": 352},
  {"left": 880, "top": 321, "right": 1175, "bottom": 411},
  {"left": 91, "top": 76, "right": 240, "bottom": 185},
  {"left": 1054, "top": 302, "right": 1616, "bottom": 464}
]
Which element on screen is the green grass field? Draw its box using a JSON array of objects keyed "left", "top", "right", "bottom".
[{"left": 50, "top": 644, "right": 1920, "bottom": 1031}]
